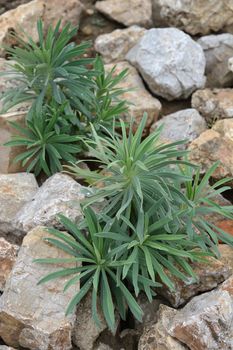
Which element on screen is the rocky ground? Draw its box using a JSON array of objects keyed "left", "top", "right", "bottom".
[{"left": 1, "top": 0, "right": 233, "bottom": 349}]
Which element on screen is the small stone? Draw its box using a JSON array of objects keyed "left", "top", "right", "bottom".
[
  {"left": 0, "top": 226, "right": 78, "bottom": 349},
  {"left": 14, "top": 173, "right": 86, "bottom": 234},
  {"left": 95, "top": 0, "right": 152, "bottom": 28},
  {"left": 192, "top": 88, "right": 233, "bottom": 125},
  {"left": 105, "top": 61, "right": 161, "bottom": 128},
  {"left": 126, "top": 28, "right": 206, "bottom": 101},
  {"left": 0, "top": 173, "right": 38, "bottom": 242},
  {"left": 151, "top": 109, "right": 207, "bottom": 149},
  {"left": 197, "top": 34, "right": 233, "bottom": 88},
  {"left": 0, "top": 238, "right": 18, "bottom": 291},
  {"left": 95, "top": 26, "right": 146, "bottom": 63}
]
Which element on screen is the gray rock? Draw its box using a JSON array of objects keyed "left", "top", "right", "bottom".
[
  {"left": 151, "top": 109, "right": 207, "bottom": 149},
  {"left": 0, "top": 238, "right": 18, "bottom": 291},
  {"left": 0, "top": 226, "right": 78, "bottom": 349},
  {"left": 95, "top": 0, "right": 152, "bottom": 28},
  {"left": 0, "top": 347, "right": 16, "bottom": 350},
  {"left": 0, "top": 173, "right": 38, "bottom": 242},
  {"left": 126, "top": 28, "right": 206, "bottom": 101},
  {"left": 198, "top": 34, "right": 233, "bottom": 88},
  {"left": 94, "top": 26, "right": 146, "bottom": 64},
  {"left": 14, "top": 173, "right": 86, "bottom": 233},
  {"left": 152, "top": 0, "right": 233, "bottom": 35}
]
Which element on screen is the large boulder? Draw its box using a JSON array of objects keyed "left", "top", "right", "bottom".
[
  {"left": 0, "top": 226, "right": 78, "bottom": 349},
  {"left": 0, "top": 238, "right": 18, "bottom": 292},
  {"left": 197, "top": 34, "right": 233, "bottom": 88},
  {"left": 94, "top": 26, "right": 146, "bottom": 64},
  {"left": 151, "top": 109, "right": 207, "bottom": 149},
  {"left": 152, "top": 0, "right": 233, "bottom": 35},
  {"left": 126, "top": 28, "right": 206, "bottom": 101},
  {"left": 95, "top": 0, "right": 152, "bottom": 28}
]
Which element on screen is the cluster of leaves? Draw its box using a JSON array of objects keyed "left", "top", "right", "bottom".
[
  {"left": 1, "top": 20, "right": 128, "bottom": 175},
  {"left": 36, "top": 115, "right": 233, "bottom": 331}
]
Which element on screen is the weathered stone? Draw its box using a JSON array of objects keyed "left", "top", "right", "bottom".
[
  {"left": 95, "top": 26, "right": 146, "bottom": 64},
  {"left": 152, "top": 0, "right": 233, "bottom": 35},
  {"left": 151, "top": 109, "right": 207, "bottom": 149},
  {"left": 95, "top": 0, "right": 152, "bottom": 28},
  {"left": 105, "top": 61, "right": 161, "bottom": 128},
  {"left": 0, "top": 226, "right": 78, "bottom": 349},
  {"left": 126, "top": 28, "right": 206, "bottom": 101},
  {"left": 72, "top": 293, "right": 107, "bottom": 350},
  {"left": 138, "top": 305, "right": 187, "bottom": 350},
  {"left": 14, "top": 173, "right": 85, "bottom": 234},
  {"left": 219, "top": 244, "right": 233, "bottom": 274},
  {"left": 0, "top": 173, "right": 38, "bottom": 242},
  {"left": 0, "top": 238, "right": 18, "bottom": 291},
  {"left": 197, "top": 34, "right": 233, "bottom": 88},
  {"left": 157, "top": 256, "right": 231, "bottom": 307},
  {"left": 168, "top": 288, "right": 233, "bottom": 350},
  {"left": 216, "top": 220, "right": 233, "bottom": 237},
  {"left": 192, "top": 88, "right": 233, "bottom": 125},
  {"left": 0, "top": 347, "right": 16, "bottom": 350}
]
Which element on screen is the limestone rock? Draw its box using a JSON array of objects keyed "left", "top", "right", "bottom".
[
  {"left": 0, "top": 173, "right": 38, "bottom": 242},
  {"left": 0, "top": 226, "right": 78, "bottom": 349},
  {"left": 138, "top": 305, "right": 187, "bottom": 350},
  {"left": 192, "top": 88, "right": 233, "bottom": 125},
  {"left": 14, "top": 173, "right": 86, "bottom": 234},
  {"left": 168, "top": 288, "right": 233, "bottom": 350},
  {"left": 219, "top": 244, "right": 233, "bottom": 274},
  {"left": 73, "top": 293, "right": 107, "bottom": 350},
  {"left": 198, "top": 34, "right": 233, "bottom": 88},
  {"left": 152, "top": 0, "right": 233, "bottom": 35},
  {"left": 0, "top": 347, "right": 16, "bottom": 350},
  {"left": 0, "top": 238, "right": 18, "bottom": 291},
  {"left": 94, "top": 26, "right": 146, "bottom": 64},
  {"left": 151, "top": 109, "right": 207, "bottom": 149},
  {"left": 105, "top": 61, "right": 161, "bottom": 128},
  {"left": 126, "top": 28, "right": 206, "bottom": 101},
  {"left": 157, "top": 256, "right": 231, "bottom": 307},
  {"left": 95, "top": 0, "right": 152, "bottom": 27}
]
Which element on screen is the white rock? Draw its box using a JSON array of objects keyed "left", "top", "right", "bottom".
[
  {"left": 0, "top": 238, "right": 18, "bottom": 291},
  {"left": 126, "top": 28, "right": 206, "bottom": 101}
]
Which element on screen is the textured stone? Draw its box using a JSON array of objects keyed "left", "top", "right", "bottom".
[
  {"left": 219, "top": 244, "right": 233, "bottom": 274},
  {"left": 94, "top": 26, "right": 146, "bottom": 63},
  {"left": 95, "top": 0, "right": 152, "bottom": 27},
  {"left": 0, "top": 173, "right": 38, "bottom": 242},
  {"left": 151, "top": 109, "right": 207, "bottom": 149},
  {"left": 157, "top": 256, "right": 231, "bottom": 308},
  {"left": 192, "top": 88, "right": 233, "bottom": 125},
  {"left": 198, "top": 34, "right": 233, "bottom": 88},
  {"left": 126, "top": 28, "right": 206, "bottom": 101},
  {"left": 152, "top": 0, "right": 233, "bottom": 35},
  {"left": 105, "top": 61, "right": 161, "bottom": 128},
  {"left": 0, "top": 226, "right": 78, "bottom": 349},
  {"left": 0, "top": 347, "right": 16, "bottom": 350},
  {"left": 138, "top": 305, "right": 187, "bottom": 350},
  {"left": 14, "top": 173, "right": 86, "bottom": 234},
  {"left": 0, "top": 238, "right": 18, "bottom": 291}
]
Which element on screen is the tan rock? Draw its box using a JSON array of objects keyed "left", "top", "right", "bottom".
[
  {"left": 0, "top": 346, "right": 16, "bottom": 350},
  {"left": 192, "top": 88, "right": 233, "bottom": 125},
  {"left": 0, "top": 238, "right": 18, "bottom": 291},
  {"left": 95, "top": 0, "right": 152, "bottom": 28},
  {"left": 0, "top": 226, "right": 78, "bottom": 349},
  {"left": 138, "top": 305, "right": 187, "bottom": 350},
  {"left": 220, "top": 275, "right": 233, "bottom": 296},
  {"left": 157, "top": 256, "right": 231, "bottom": 307},
  {"left": 105, "top": 61, "right": 161, "bottom": 129},
  {"left": 219, "top": 245, "right": 233, "bottom": 274},
  {"left": 95, "top": 26, "right": 146, "bottom": 64}
]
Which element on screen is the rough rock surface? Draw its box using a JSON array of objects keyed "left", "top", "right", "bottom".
[
  {"left": 0, "top": 347, "right": 16, "bottom": 350},
  {"left": 152, "top": 0, "right": 233, "bottom": 35},
  {"left": 94, "top": 26, "right": 146, "bottom": 63},
  {"left": 138, "top": 305, "right": 187, "bottom": 350},
  {"left": 157, "top": 256, "right": 231, "bottom": 307},
  {"left": 192, "top": 88, "right": 233, "bottom": 125},
  {"left": 198, "top": 34, "right": 233, "bottom": 88},
  {"left": 219, "top": 244, "right": 233, "bottom": 274},
  {"left": 0, "top": 226, "right": 78, "bottom": 349},
  {"left": 126, "top": 28, "right": 206, "bottom": 101},
  {"left": 151, "top": 109, "right": 207, "bottom": 149},
  {"left": 95, "top": 0, "right": 152, "bottom": 27},
  {"left": 105, "top": 61, "right": 161, "bottom": 128},
  {"left": 0, "top": 238, "right": 18, "bottom": 291},
  {"left": 0, "top": 173, "right": 38, "bottom": 242},
  {"left": 73, "top": 293, "right": 107, "bottom": 350},
  {"left": 14, "top": 173, "right": 86, "bottom": 233}
]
